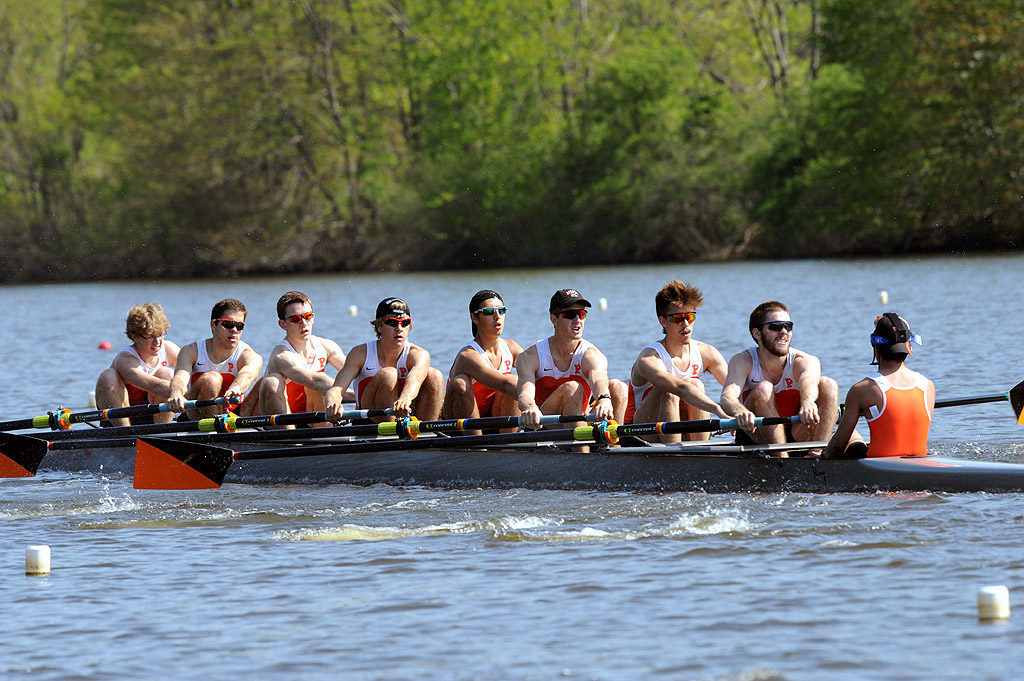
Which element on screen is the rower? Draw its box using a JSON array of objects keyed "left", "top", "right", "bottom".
[
  {"left": 441, "top": 289, "right": 524, "bottom": 432},
  {"left": 516, "top": 288, "right": 627, "bottom": 430},
  {"left": 94, "top": 303, "right": 180, "bottom": 427},
  {"left": 825, "top": 313, "right": 933, "bottom": 458},
  {"left": 625, "top": 281, "right": 736, "bottom": 442},
  {"left": 257, "top": 291, "right": 351, "bottom": 427},
  {"left": 324, "top": 297, "right": 444, "bottom": 422},
  {"left": 720, "top": 300, "right": 838, "bottom": 455},
  {"left": 167, "top": 298, "right": 263, "bottom": 419}
]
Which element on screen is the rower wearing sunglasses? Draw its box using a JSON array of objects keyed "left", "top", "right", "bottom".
[
  {"left": 256, "top": 291, "right": 352, "bottom": 425},
  {"left": 624, "top": 280, "right": 736, "bottom": 442},
  {"left": 516, "top": 288, "right": 626, "bottom": 430},
  {"left": 720, "top": 300, "right": 838, "bottom": 453},
  {"left": 441, "top": 290, "right": 524, "bottom": 429},
  {"left": 168, "top": 298, "right": 264, "bottom": 419},
  {"left": 325, "top": 297, "right": 444, "bottom": 422}
]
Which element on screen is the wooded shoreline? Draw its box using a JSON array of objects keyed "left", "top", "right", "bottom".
[{"left": 2, "top": 1, "right": 1022, "bottom": 283}]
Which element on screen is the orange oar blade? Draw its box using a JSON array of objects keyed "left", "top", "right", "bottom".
[
  {"left": 1009, "top": 380, "right": 1024, "bottom": 426},
  {"left": 134, "top": 437, "right": 234, "bottom": 490},
  {"left": 0, "top": 433, "right": 49, "bottom": 478}
]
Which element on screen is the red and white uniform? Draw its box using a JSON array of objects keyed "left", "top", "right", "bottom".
[
  {"left": 865, "top": 372, "right": 931, "bottom": 457},
  {"left": 274, "top": 336, "right": 330, "bottom": 413},
  {"left": 191, "top": 339, "right": 252, "bottom": 396},
  {"left": 741, "top": 347, "right": 800, "bottom": 417},
  {"left": 121, "top": 345, "right": 171, "bottom": 406},
  {"left": 533, "top": 338, "right": 592, "bottom": 407},
  {"left": 625, "top": 341, "right": 704, "bottom": 423},
  {"left": 356, "top": 341, "right": 410, "bottom": 408},
  {"left": 451, "top": 339, "right": 515, "bottom": 416}
]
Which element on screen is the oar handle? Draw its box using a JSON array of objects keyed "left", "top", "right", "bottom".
[{"left": 0, "top": 397, "right": 236, "bottom": 432}]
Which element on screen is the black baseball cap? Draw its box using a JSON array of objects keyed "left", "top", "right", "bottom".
[
  {"left": 870, "top": 312, "right": 922, "bottom": 355},
  {"left": 549, "top": 289, "right": 591, "bottom": 313},
  {"left": 375, "top": 297, "right": 411, "bottom": 319}
]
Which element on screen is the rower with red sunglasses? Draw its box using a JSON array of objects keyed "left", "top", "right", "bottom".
[
  {"left": 516, "top": 288, "right": 626, "bottom": 430},
  {"left": 168, "top": 298, "right": 264, "bottom": 419},
  {"left": 325, "top": 297, "right": 444, "bottom": 422},
  {"left": 256, "top": 291, "right": 352, "bottom": 425},
  {"left": 624, "top": 280, "right": 735, "bottom": 442},
  {"left": 441, "top": 289, "right": 524, "bottom": 429},
  {"left": 720, "top": 300, "right": 838, "bottom": 453}
]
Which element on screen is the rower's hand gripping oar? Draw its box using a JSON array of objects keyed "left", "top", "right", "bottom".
[
  {"left": 0, "top": 396, "right": 239, "bottom": 432},
  {"left": 132, "top": 414, "right": 801, "bottom": 490}
]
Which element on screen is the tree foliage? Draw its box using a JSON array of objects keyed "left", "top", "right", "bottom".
[{"left": 1, "top": 0, "right": 1021, "bottom": 282}]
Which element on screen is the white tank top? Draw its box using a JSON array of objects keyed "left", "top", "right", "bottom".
[
  {"left": 193, "top": 339, "right": 251, "bottom": 379},
  {"left": 453, "top": 339, "right": 515, "bottom": 378},
  {"left": 356, "top": 341, "right": 411, "bottom": 407},
  {"left": 629, "top": 340, "right": 704, "bottom": 408},
  {"left": 121, "top": 345, "right": 170, "bottom": 377},
  {"left": 274, "top": 336, "right": 329, "bottom": 386}
]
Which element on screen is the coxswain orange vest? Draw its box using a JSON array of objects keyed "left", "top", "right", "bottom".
[{"left": 865, "top": 372, "right": 931, "bottom": 457}]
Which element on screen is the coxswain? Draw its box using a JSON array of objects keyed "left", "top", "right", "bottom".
[{"left": 825, "top": 313, "right": 932, "bottom": 458}]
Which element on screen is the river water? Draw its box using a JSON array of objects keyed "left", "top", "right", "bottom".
[{"left": 3, "top": 255, "right": 1024, "bottom": 680}]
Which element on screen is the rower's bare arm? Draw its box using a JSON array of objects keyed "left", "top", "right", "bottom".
[
  {"left": 794, "top": 354, "right": 822, "bottom": 423},
  {"left": 397, "top": 347, "right": 431, "bottom": 407},
  {"left": 825, "top": 384, "right": 865, "bottom": 458},
  {"left": 168, "top": 343, "right": 198, "bottom": 410},
  {"left": 326, "top": 344, "right": 366, "bottom": 419},
  {"left": 720, "top": 352, "right": 756, "bottom": 430},
  {"left": 457, "top": 348, "right": 518, "bottom": 396},
  {"left": 634, "top": 351, "right": 724, "bottom": 416},
  {"left": 114, "top": 353, "right": 171, "bottom": 396},
  {"left": 164, "top": 341, "right": 181, "bottom": 368},
  {"left": 701, "top": 343, "right": 729, "bottom": 386},
  {"left": 274, "top": 350, "right": 335, "bottom": 393},
  {"left": 583, "top": 349, "right": 614, "bottom": 421},
  {"left": 324, "top": 339, "right": 347, "bottom": 371},
  {"left": 515, "top": 347, "right": 543, "bottom": 427},
  {"left": 226, "top": 349, "right": 263, "bottom": 397}
]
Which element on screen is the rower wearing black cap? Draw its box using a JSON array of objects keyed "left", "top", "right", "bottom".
[
  {"left": 825, "top": 312, "right": 933, "bottom": 459},
  {"left": 515, "top": 288, "right": 626, "bottom": 429},
  {"left": 325, "top": 297, "right": 444, "bottom": 422}
]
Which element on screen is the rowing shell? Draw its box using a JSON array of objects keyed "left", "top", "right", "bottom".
[{"left": 34, "top": 438, "right": 1024, "bottom": 493}]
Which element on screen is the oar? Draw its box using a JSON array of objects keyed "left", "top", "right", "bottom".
[
  {"left": 39, "top": 407, "right": 393, "bottom": 442},
  {"left": 134, "top": 415, "right": 802, "bottom": 489},
  {"left": 934, "top": 379, "right": 1024, "bottom": 424},
  {"left": 43, "top": 412, "right": 599, "bottom": 450},
  {"left": 0, "top": 433, "right": 50, "bottom": 478},
  {"left": 0, "top": 397, "right": 237, "bottom": 432},
  {"left": 0, "top": 407, "right": 393, "bottom": 478}
]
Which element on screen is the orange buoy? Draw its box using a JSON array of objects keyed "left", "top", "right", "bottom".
[{"left": 98, "top": 341, "right": 113, "bottom": 350}]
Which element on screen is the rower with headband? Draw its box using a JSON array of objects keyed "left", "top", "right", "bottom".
[{"left": 826, "top": 312, "right": 934, "bottom": 458}]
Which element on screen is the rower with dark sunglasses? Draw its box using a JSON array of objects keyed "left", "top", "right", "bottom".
[
  {"left": 516, "top": 288, "right": 627, "bottom": 430},
  {"left": 624, "top": 280, "right": 737, "bottom": 442},
  {"left": 720, "top": 300, "right": 838, "bottom": 454},
  {"left": 441, "top": 290, "right": 524, "bottom": 430},
  {"left": 256, "top": 291, "right": 353, "bottom": 425},
  {"left": 168, "top": 298, "right": 264, "bottom": 419},
  {"left": 325, "top": 297, "right": 444, "bottom": 422}
]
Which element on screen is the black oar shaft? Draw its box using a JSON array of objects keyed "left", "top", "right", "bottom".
[
  {"left": 0, "top": 397, "right": 230, "bottom": 432},
  {"left": 934, "top": 394, "right": 1005, "bottom": 409}
]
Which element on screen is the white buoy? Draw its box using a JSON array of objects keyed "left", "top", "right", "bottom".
[
  {"left": 87, "top": 390, "right": 97, "bottom": 408},
  {"left": 977, "top": 585, "right": 1010, "bottom": 621},
  {"left": 348, "top": 305, "right": 358, "bottom": 317},
  {"left": 598, "top": 298, "right": 608, "bottom": 311},
  {"left": 879, "top": 290, "right": 889, "bottom": 304},
  {"left": 26, "top": 545, "right": 51, "bottom": 576}
]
